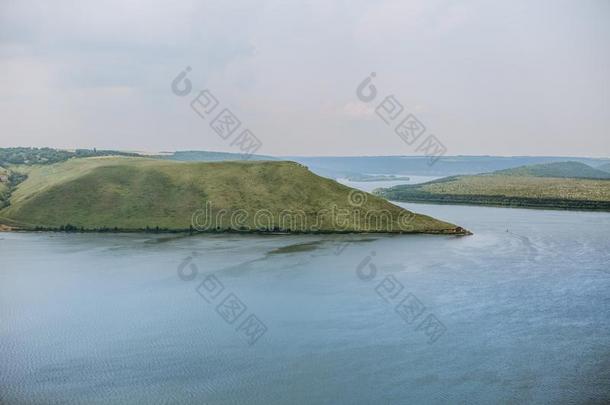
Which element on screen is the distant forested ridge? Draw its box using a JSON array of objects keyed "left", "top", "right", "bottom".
[
  {"left": 0, "top": 147, "right": 140, "bottom": 166},
  {"left": 0, "top": 170, "right": 28, "bottom": 209}
]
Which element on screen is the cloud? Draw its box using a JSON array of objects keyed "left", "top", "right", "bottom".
[{"left": 0, "top": 0, "right": 608, "bottom": 156}]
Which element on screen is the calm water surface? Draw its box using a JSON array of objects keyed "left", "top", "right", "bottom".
[
  {"left": 1, "top": 199, "right": 609, "bottom": 404},
  {"left": 337, "top": 175, "right": 439, "bottom": 192}
]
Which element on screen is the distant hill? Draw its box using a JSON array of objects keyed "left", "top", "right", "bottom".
[
  {"left": 598, "top": 163, "right": 610, "bottom": 173},
  {"left": 0, "top": 157, "right": 467, "bottom": 234},
  {"left": 4, "top": 148, "right": 609, "bottom": 179},
  {"left": 140, "top": 151, "right": 610, "bottom": 179},
  {"left": 285, "top": 155, "right": 610, "bottom": 178},
  {"left": 374, "top": 161, "right": 610, "bottom": 211},
  {"left": 163, "top": 150, "right": 277, "bottom": 162},
  {"left": 0, "top": 147, "right": 276, "bottom": 167},
  {"left": 491, "top": 161, "right": 610, "bottom": 179}
]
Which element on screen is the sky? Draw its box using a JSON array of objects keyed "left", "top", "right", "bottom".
[{"left": 0, "top": 0, "right": 608, "bottom": 157}]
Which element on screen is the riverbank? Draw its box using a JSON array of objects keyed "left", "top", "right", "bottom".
[{"left": 380, "top": 193, "right": 610, "bottom": 212}]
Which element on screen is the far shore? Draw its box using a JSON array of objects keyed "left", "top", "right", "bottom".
[{"left": 385, "top": 195, "right": 610, "bottom": 212}]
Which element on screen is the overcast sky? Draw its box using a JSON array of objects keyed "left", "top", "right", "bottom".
[{"left": 0, "top": 0, "right": 608, "bottom": 157}]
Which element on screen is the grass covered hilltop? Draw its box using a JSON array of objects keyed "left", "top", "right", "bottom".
[
  {"left": 0, "top": 156, "right": 468, "bottom": 234},
  {"left": 374, "top": 161, "right": 610, "bottom": 211}
]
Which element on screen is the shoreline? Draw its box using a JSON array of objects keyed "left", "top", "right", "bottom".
[
  {"left": 0, "top": 225, "right": 472, "bottom": 236},
  {"left": 377, "top": 194, "right": 610, "bottom": 213}
]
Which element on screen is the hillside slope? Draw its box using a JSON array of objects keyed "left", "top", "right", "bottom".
[
  {"left": 0, "top": 157, "right": 467, "bottom": 234},
  {"left": 375, "top": 162, "right": 610, "bottom": 211}
]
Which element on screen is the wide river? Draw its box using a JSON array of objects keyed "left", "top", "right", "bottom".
[{"left": 1, "top": 181, "right": 609, "bottom": 404}]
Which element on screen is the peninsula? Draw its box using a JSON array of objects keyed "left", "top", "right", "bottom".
[
  {"left": 0, "top": 149, "right": 468, "bottom": 234},
  {"left": 374, "top": 162, "right": 610, "bottom": 211}
]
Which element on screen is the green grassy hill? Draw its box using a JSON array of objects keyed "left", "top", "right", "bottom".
[
  {"left": 375, "top": 162, "right": 610, "bottom": 211},
  {"left": 0, "top": 157, "right": 467, "bottom": 234}
]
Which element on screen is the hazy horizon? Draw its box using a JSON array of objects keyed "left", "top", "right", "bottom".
[
  {"left": 1, "top": 0, "right": 609, "bottom": 157},
  {"left": 1, "top": 146, "right": 609, "bottom": 160}
]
